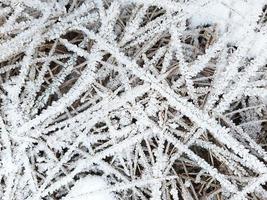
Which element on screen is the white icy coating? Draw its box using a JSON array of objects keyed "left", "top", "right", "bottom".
[
  {"left": 63, "top": 176, "right": 115, "bottom": 200},
  {"left": 0, "top": 0, "right": 267, "bottom": 199}
]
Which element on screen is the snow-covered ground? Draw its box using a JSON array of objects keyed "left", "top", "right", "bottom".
[{"left": 63, "top": 176, "right": 115, "bottom": 200}]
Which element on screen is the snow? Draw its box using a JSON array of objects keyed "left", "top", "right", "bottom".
[
  {"left": 63, "top": 176, "right": 115, "bottom": 200},
  {"left": 190, "top": 0, "right": 266, "bottom": 36},
  {"left": 0, "top": 0, "right": 267, "bottom": 199}
]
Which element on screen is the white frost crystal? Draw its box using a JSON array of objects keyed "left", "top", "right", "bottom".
[{"left": 0, "top": 0, "right": 267, "bottom": 199}]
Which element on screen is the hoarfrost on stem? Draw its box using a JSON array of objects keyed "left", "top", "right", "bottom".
[{"left": 0, "top": 0, "right": 267, "bottom": 199}]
